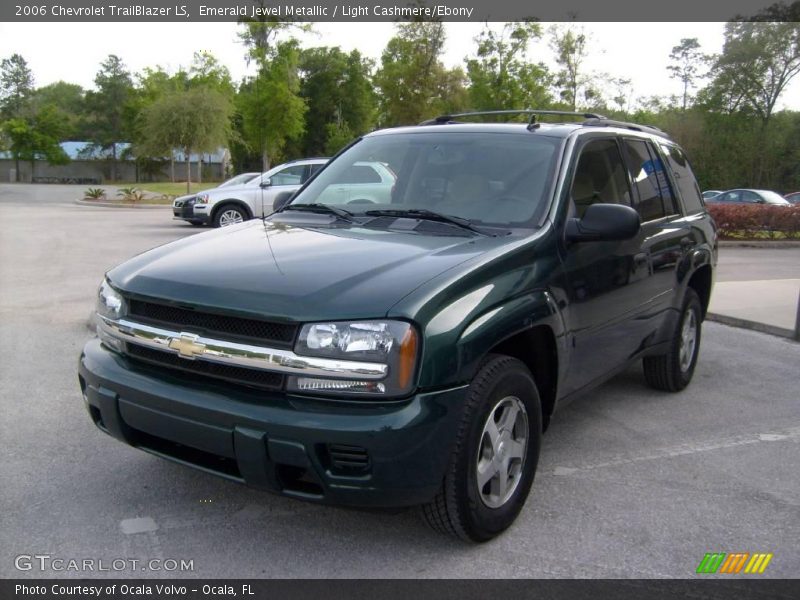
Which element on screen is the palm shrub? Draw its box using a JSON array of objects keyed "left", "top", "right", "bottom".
[{"left": 84, "top": 187, "right": 106, "bottom": 200}]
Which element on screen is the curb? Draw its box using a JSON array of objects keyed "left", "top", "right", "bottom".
[
  {"left": 718, "top": 240, "right": 800, "bottom": 248},
  {"left": 706, "top": 312, "right": 798, "bottom": 341},
  {"left": 74, "top": 198, "right": 171, "bottom": 209}
]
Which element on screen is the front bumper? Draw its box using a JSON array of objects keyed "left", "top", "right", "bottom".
[
  {"left": 172, "top": 200, "right": 209, "bottom": 225},
  {"left": 78, "top": 339, "right": 466, "bottom": 507}
]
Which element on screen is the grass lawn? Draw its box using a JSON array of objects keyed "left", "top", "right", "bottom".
[{"left": 115, "top": 181, "right": 223, "bottom": 197}]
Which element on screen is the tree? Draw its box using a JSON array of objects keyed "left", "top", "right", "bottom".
[
  {"left": 130, "top": 66, "right": 189, "bottom": 182},
  {"left": 139, "top": 86, "right": 233, "bottom": 193},
  {"left": 0, "top": 53, "right": 34, "bottom": 120},
  {"left": 708, "top": 21, "right": 800, "bottom": 129},
  {"left": 374, "top": 21, "right": 466, "bottom": 126},
  {"left": 667, "top": 38, "right": 707, "bottom": 111},
  {"left": 1, "top": 53, "right": 36, "bottom": 180},
  {"left": 238, "top": 41, "right": 307, "bottom": 171},
  {"left": 702, "top": 20, "right": 800, "bottom": 184},
  {"left": 238, "top": 11, "right": 311, "bottom": 67},
  {"left": 236, "top": 15, "right": 310, "bottom": 170},
  {"left": 298, "top": 47, "right": 376, "bottom": 156},
  {"left": 33, "top": 81, "right": 85, "bottom": 139},
  {"left": 85, "top": 55, "right": 135, "bottom": 181},
  {"left": 2, "top": 104, "right": 69, "bottom": 180},
  {"left": 188, "top": 51, "right": 235, "bottom": 98},
  {"left": 550, "top": 25, "right": 591, "bottom": 111},
  {"left": 466, "top": 22, "right": 551, "bottom": 111},
  {"left": 610, "top": 77, "right": 633, "bottom": 114}
]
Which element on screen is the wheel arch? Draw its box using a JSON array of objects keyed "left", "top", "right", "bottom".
[
  {"left": 440, "top": 290, "right": 564, "bottom": 431},
  {"left": 686, "top": 264, "right": 713, "bottom": 319},
  {"left": 211, "top": 199, "right": 253, "bottom": 222},
  {"left": 485, "top": 326, "right": 559, "bottom": 430}
]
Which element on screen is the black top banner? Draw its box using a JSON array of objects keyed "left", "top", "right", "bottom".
[{"left": 2, "top": 0, "right": 799, "bottom": 22}]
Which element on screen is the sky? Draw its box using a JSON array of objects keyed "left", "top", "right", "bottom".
[{"left": 0, "top": 21, "right": 798, "bottom": 111}]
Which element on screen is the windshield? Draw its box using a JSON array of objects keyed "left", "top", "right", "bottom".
[
  {"left": 221, "top": 172, "right": 260, "bottom": 187},
  {"left": 288, "top": 131, "right": 561, "bottom": 229}
]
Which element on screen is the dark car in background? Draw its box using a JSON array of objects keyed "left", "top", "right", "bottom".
[
  {"left": 80, "top": 110, "right": 717, "bottom": 542},
  {"left": 785, "top": 191, "right": 800, "bottom": 204}
]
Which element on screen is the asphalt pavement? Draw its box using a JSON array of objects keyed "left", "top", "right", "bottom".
[{"left": 1, "top": 185, "right": 798, "bottom": 579}]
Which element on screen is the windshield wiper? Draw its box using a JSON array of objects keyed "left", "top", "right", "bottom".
[
  {"left": 363, "top": 208, "right": 489, "bottom": 236},
  {"left": 282, "top": 203, "right": 355, "bottom": 222}
]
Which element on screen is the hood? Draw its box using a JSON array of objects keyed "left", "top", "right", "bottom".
[{"left": 108, "top": 218, "right": 508, "bottom": 322}]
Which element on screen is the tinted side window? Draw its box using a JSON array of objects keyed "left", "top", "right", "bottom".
[
  {"left": 661, "top": 143, "right": 705, "bottom": 214},
  {"left": 623, "top": 139, "right": 666, "bottom": 221},
  {"left": 648, "top": 145, "right": 678, "bottom": 216},
  {"left": 742, "top": 190, "right": 761, "bottom": 204},
  {"left": 570, "top": 139, "right": 631, "bottom": 218}
]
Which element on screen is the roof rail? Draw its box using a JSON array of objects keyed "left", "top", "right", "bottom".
[
  {"left": 582, "top": 118, "right": 670, "bottom": 139},
  {"left": 419, "top": 109, "right": 606, "bottom": 130}
]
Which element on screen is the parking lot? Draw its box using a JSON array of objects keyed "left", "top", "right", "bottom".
[{"left": 1, "top": 184, "right": 798, "bottom": 578}]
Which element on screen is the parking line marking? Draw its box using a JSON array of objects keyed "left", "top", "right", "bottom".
[{"left": 548, "top": 426, "right": 800, "bottom": 477}]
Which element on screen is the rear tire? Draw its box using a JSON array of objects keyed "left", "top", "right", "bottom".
[
  {"left": 643, "top": 288, "right": 702, "bottom": 392},
  {"left": 420, "top": 355, "right": 542, "bottom": 542}
]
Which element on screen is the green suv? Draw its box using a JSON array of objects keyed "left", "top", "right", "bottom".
[{"left": 79, "top": 110, "right": 716, "bottom": 542}]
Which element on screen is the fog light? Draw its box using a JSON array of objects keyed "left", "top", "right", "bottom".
[{"left": 290, "top": 377, "right": 386, "bottom": 395}]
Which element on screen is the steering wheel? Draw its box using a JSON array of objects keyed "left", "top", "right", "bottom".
[{"left": 347, "top": 198, "right": 377, "bottom": 205}]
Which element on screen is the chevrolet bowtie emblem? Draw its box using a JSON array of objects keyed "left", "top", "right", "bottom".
[{"left": 168, "top": 333, "right": 206, "bottom": 359}]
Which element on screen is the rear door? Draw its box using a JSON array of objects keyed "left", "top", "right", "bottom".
[{"left": 621, "top": 137, "right": 689, "bottom": 323}]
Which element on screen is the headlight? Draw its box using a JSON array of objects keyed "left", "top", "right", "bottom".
[
  {"left": 195, "top": 194, "right": 208, "bottom": 205},
  {"left": 288, "top": 320, "right": 418, "bottom": 398},
  {"left": 95, "top": 279, "right": 126, "bottom": 352}
]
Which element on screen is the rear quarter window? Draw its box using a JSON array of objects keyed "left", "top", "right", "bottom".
[{"left": 661, "top": 143, "right": 705, "bottom": 215}]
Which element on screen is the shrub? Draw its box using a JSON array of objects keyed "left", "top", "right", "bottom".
[
  {"left": 117, "top": 187, "right": 147, "bottom": 203},
  {"left": 707, "top": 204, "right": 800, "bottom": 239},
  {"left": 84, "top": 187, "right": 106, "bottom": 200}
]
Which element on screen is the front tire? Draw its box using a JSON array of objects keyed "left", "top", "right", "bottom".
[
  {"left": 643, "top": 288, "right": 702, "bottom": 392},
  {"left": 213, "top": 204, "right": 248, "bottom": 228},
  {"left": 421, "top": 355, "right": 542, "bottom": 542}
]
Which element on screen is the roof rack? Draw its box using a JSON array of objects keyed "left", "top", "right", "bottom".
[
  {"left": 582, "top": 118, "right": 670, "bottom": 139},
  {"left": 418, "top": 110, "right": 671, "bottom": 138},
  {"left": 419, "top": 109, "right": 606, "bottom": 130}
]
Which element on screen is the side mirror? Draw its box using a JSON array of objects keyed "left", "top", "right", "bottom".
[
  {"left": 273, "top": 190, "right": 295, "bottom": 212},
  {"left": 259, "top": 178, "right": 271, "bottom": 188},
  {"left": 566, "top": 203, "right": 640, "bottom": 242}
]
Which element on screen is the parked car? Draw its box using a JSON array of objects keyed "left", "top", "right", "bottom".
[
  {"left": 80, "top": 110, "right": 716, "bottom": 542},
  {"left": 173, "top": 159, "right": 328, "bottom": 227},
  {"left": 785, "top": 191, "right": 800, "bottom": 204},
  {"left": 316, "top": 161, "right": 396, "bottom": 205},
  {"left": 702, "top": 190, "right": 722, "bottom": 200},
  {"left": 172, "top": 173, "right": 262, "bottom": 226},
  {"left": 706, "top": 188, "right": 790, "bottom": 206}
]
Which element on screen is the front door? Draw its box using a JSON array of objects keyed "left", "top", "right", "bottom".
[
  {"left": 260, "top": 164, "right": 308, "bottom": 216},
  {"left": 558, "top": 137, "right": 655, "bottom": 394}
]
